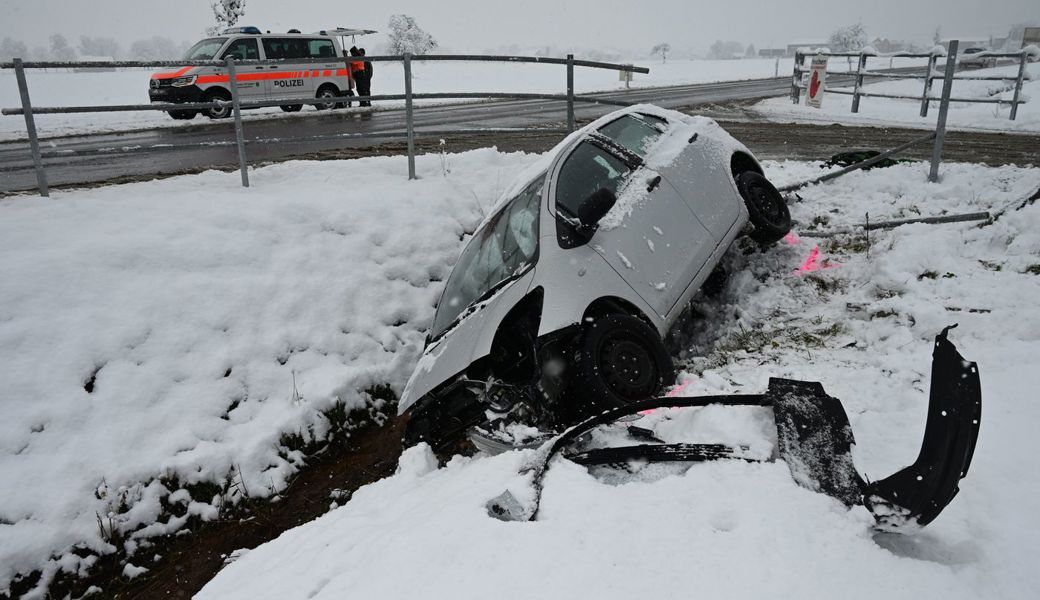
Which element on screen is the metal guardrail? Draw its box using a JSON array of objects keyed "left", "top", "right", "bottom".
[
  {"left": 790, "top": 44, "right": 1032, "bottom": 120},
  {"left": 1, "top": 53, "right": 651, "bottom": 196}
]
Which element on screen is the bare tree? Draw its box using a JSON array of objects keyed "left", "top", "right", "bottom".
[
  {"left": 708, "top": 40, "right": 744, "bottom": 59},
  {"left": 49, "top": 34, "right": 76, "bottom": 61},
  {"left": 745, "top": 44, "right": 757, "bottom": 58},
  {"left": 650, "top": 42, "right": 671, "bottom": 63},
  {"left": 207, "top": 0, "right": 246, "bottom": 36},
  {"left": 827, "top": 23, "right": 867, "bottom": 52},
  {"left": 79, "top": 36, "right": 121, "bottom": 59},
  {"left": 129, "top": 36, "right": 181, "bottom": 60},
  {"left": 386, "top": 14, "right": 438, "bottom": 55},
  {"left": 0, "top": 38, "right": 29, "bottom": 61}
]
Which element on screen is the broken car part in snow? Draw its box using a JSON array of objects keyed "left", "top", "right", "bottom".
[
  {"left": 798, "top": 210, "right": 993, "bottom": 238},
  {"left": 487, "top": 327, "right": 981, "bottom": 533}
]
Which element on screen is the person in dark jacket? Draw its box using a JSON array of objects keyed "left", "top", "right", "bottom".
[{"left": 356, "top": 48, "right": 373, "bottom": 107}]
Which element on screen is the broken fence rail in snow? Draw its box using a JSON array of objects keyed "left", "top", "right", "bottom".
[
  {"left": 0, "top": 54, "right": 650, "bottom": 196},
  {"left": 790, "top": 43, "right": 1033, "bottom": 120},
  {"left": 798, "top": 210, "right": 992, "bottom": 238}
]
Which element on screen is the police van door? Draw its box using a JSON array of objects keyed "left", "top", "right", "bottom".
[
  {"left": 261, "top": 37, "right": 312, "bottom": 100},
  {"left": 307, "top": 38, "right": 346, "bottom": 95},
  {"left": 219, "top": 37, "right": 264, "bottom": 100}
]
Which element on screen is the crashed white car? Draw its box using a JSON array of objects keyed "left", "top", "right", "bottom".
[{"left": 399, "top": 105, "right": 791, "bottom": 450}]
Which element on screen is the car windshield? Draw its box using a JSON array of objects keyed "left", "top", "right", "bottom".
[
  {"left": 430, "top": 176, "right": 544, "bottom": 339},
  {"left": 183, "top": 38, "right": 227, "bottom": 60}
]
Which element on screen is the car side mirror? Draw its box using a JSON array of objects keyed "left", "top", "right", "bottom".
[{"left": 577, "top": 188, "right": 617, "bottom": 232}]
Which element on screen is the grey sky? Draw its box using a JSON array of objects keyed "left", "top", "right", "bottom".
[{"left": 1, "top": 0, "right": 1036, "bottom": 55}]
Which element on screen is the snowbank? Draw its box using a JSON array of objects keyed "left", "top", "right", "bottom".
[
  {"left": 755, "top": 63, "right": 1040, "bottom": 133},
  {"left": 200, "top": 160, "right": 1040, "bottom": 600},
  {"left": 0, "top": 58, "right": 801, "bottom": 141},
  {"left": 0, "top": 148, "right": 541, "bottom": 593}
]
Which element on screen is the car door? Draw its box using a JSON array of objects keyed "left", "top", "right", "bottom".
[
  {"left": 654, "top": 126, "right": 743, "bottom": 242},
  {"left": 261, "top": 37, "right": 312, "bottom": 100},
  {"left": 552, "top": 139, "right": 715, "bottom": 318},
  {"left": 219, "top": 37, "right": 264, "bottom": 101}
]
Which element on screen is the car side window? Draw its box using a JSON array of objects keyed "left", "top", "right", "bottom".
[
  {"left": 596, "top": 114, "right": 663, "bottom": 158},
  {"left": 262, "top": 38, "right": 308, "bottom": 60},
  {"left": 222, "top": 38, "right": 260, "bottom": 60},
  {"left": 308, "top": 39, "right": 337, "bottom": 58},
  {"left": 554, "top": 142, "right": 631, "bottom": 217}
]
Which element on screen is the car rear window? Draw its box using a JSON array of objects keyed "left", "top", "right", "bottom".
[{"left": 596, "top": 114, "right": 665, "bottom": 158}]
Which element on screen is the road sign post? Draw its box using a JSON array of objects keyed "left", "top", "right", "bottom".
[{"left": 806, "top": 55, "right": 827, "bottom": 108}]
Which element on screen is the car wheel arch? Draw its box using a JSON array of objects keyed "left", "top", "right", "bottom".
[
  {"left": 730, "top": 151, "right": 763, "bottom": 178},
  {"left": 582, "top": 296, "right": 657, "bottom": 331}
]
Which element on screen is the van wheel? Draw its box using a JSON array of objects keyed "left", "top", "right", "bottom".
[
  {"left": 203, "top": 89, "right": 232, "bottom": 119},
  {"left": 572, "top": 313, "right": 674, "bottom": 416},
  {"left": 280, "top": 104, "right": 303, "bottom": 113},
  {"left": 314, "top": 85, "right": 339, "bottom": 110},
  {"left": 735, "top": 171, "right": 791, "bottom": 245},
  {"left": 167, "top": 110, "right": 197, "bottom": 120}
]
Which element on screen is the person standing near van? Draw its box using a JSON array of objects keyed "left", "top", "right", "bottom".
[{"left": 355, "top": 48, "right": 373, "bottom": 107}]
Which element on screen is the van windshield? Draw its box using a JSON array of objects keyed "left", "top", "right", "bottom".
[
  {"left": 183, "top": 38, "right": 227, "bottom": 60},
  {"left": 430, "top": 176, "right": 543, "bottom": 339}
]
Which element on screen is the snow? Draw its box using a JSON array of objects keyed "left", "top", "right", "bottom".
[
  {"left": 199, "top": 158, "right": 1040, "bottom": 600},
  {"left": 0, "top": 58, "right": 800, "bottom": 141},
  {"left": 755, "top": 63, "right": 1040, "bottom": 133},
  {"left": 0, "top": 148, "right": 542, "bottom": 594}
]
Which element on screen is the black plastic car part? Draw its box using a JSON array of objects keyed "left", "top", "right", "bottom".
[{"left": 486, "top": 327, "right": 981, "bottom": 533}]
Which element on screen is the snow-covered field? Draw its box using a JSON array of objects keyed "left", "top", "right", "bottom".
[
  {"left": 0, "top": 57, "right": 803, "bottom": 140},
  {"left": 3, "top": 145, "right": 1039, "bottom": 598},
  {"left": 755, "top": 63, "right": 1040, "bottom": 132},
  {"left": 200, "top": 159, "right": 1040, "bottom": 599}
]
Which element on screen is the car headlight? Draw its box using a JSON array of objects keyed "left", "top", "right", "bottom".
[{"left": 170, "top": 76, "right": 197, "bottom": 88}]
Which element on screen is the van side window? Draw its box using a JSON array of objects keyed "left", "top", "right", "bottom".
[
  {"left": 221, "top": 38, "right": 259, "bottom": 61},
  {"left": 262, "top": 38, "right": 308, "bottom": 60},
  {"left": 308, "top": 39, "right": 337, "bottom": 58}
]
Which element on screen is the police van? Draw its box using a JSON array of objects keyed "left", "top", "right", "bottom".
[{"left": 149, "top": 26, "right": 357, "bottom": 120}]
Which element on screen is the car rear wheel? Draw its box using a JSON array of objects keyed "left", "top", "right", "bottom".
[
  {"left": 280, "top": 104, "right": 303, "bottom": 112},
  {"left": 736, "top": 171, "right": 791, "bottom": 245},
  {"left": 314, "top": 85, "right": 339, "bottom": 110},
  {"left": 203, "top": 89, "right": 232, "bottom": 119},
  {"left": 167, "top": 110, "right": 197, "bottom": 120},
  {"left": 572, "top": 313, "right": 675, "bottom": 416}
]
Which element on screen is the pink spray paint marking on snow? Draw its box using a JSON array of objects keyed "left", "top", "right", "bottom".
[
  {"left": 640, "top": 378, "right": 695, "bottom": 415},
  {"left": 795, "top": 245, "right": 841, "bottom": 274}
]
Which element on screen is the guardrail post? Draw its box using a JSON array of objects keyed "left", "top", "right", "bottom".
[
  {"left": 225, "top": 57, "right": 249, "bottom": 188},
  {"left": 13, "top": 58, "right": 49, "bottom": 197},
  {"left": 404, "top": 52, "right": 416, "bottom": 180},
  {"left": 919, "top": 53, "right": 937, "bottom": 117},
  {"left": 566, "top": 54, "right": 575, "bottom": 133},
  {"left": 929, "top": 40, "right": 958, "bottom": 183},
  {"left": 1010, "top": 51, "right": 1028, "bottom": 121},
  {"left": 851, "top": 52, "right": 868, "bottom": 113},
  {"left": 791, "top": 51, "right": 803, "bottom": 104}
]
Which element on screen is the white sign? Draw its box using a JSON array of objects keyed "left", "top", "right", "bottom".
[{"left": 806, "top": 55, "right": 828, "bottom": 108}]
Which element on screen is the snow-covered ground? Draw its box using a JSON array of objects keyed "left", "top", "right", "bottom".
[
  {"left": 0, "top": 57, "right": 805, "bottom": 140},
  {"left": 755, "top": 62, "right": 1040, "bottom": 133},
  {"left": 3, "top": 144, "right": 1039, "bottom": 598},
  {"left": 199, "top": 160, "right": 1040, "bottom": 600},
  {"left": 0, "top": 148, "right": 542, "bottom": 594}
]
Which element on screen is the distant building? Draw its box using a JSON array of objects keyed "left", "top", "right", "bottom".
[
  {"left": 786, "top": 42, "right": 827, "bottom": 57},
  {"left": 939, "top": 37, "right": 990, "bottom": 50},
  {"left": 758, "top": 48, "right": 786, "bottom": 58}
]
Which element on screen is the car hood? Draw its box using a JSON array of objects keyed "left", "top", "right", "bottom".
[{"left": 398, "top": 269, "right": 537, "bottom": 414}]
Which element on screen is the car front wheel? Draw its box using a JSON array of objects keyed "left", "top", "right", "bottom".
[{"left": 572, "top": 313, "right": 675, "bottom": 416}]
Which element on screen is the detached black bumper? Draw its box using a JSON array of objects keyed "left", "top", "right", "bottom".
[{"left": 148, "top": 84, "right": 205, "bottom": 104}]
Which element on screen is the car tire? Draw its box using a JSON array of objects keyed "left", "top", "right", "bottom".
[
  {"left": 280, "top": 104, "right": 303, "bottom": 113},
  {"left": 314, "top": 84, "right": 339, "bottom": 110},
  {"left": 167, "top": 110, "right": 197, "bottom": 120},
  {"left": 572, "top": 313, "right": 675, "bottom": 415},
  {"left": 203, "top": 89, "right": 232, "bottom": 119},
  {"left": 736, "top": 171, "right": 791, "bottom": 245}
]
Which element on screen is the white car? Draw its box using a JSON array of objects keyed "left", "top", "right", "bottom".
[{"left": 399, "top": 105, "right": 791, "bottom": 450}]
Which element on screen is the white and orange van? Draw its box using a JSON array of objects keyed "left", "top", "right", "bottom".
[{"left": 149, "top": 27, "right": 355, "bottom": 120}]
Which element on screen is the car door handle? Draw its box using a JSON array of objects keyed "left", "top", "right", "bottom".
[{"left": 647, "top": 175, "right": 662, "bottom": 193}]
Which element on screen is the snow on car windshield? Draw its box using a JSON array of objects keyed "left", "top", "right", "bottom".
[
  {"left": 430, "top": 176, "right": 543, "bottom": 338},
  {"left": 183, "top": 38, "right": 227, "bottom": 60}
]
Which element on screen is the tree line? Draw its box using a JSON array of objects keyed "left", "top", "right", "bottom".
[{"left": 0, "top": 35, "right": 193, "bottom": 62}]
